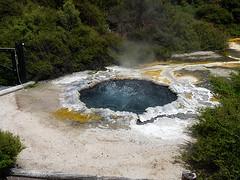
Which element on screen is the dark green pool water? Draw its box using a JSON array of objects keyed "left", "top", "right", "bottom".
[{"left": 79, "top": 79, "right": 177, "bottom": 114}]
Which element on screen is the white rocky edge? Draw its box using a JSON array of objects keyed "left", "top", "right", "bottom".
[
  {"left": 53, "top": 66, "right": 218, "bottom": 140},
  {"left": 171, "top": 51, "right": 222, "bottom": 60}
]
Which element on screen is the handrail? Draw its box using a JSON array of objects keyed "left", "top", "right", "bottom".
[
  {"left": 0, "top": 47, "right": 15, "bottom": 51},
  {"left": 0, "top": 43, "right": 26, "bottom": 84}
]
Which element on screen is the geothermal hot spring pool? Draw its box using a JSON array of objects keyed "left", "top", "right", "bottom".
[
  {"left": 55, "top": 65, "right": 218, "bottom": 139},
  {"left": 79, "top": 79, "right": 178, "bottom": 114}
]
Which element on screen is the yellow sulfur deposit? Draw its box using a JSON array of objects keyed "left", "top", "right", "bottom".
[
  {"left": 53, "top": 108, "right": 102, "bottom": 123},
  {"left": 185, "top": 93, "right": 193, "bottom": 99},
  {"left": 210, "top": 96, "right": 219, "bottom": 102},
  {"left": 158, "top": 78, "right": 171, "bottom": 85},
  {"left": 220, "top": 63, "right": 240, "bottom": 69},
  {"left": 173, "top": 71, "right": 200, "bottom": 81},
  {"left": 142, "top": 70, "right": 162, "bottom": 78},
  {"left": 228, "top": 38, "right": 240, "bottom": 43}
]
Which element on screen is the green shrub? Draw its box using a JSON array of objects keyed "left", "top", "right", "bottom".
[
  {"left": 193, "top": 22, "right": 228, "bottom": 50},
  {"left": 183, "top": 71, "right": 240, "bottom": 179},
  {"left": 73, "top": 0, "right": 108, "bottom": 33},
  {"left": 0, "top": 0, "right": 231, "bottom": 84},
  {"left": 174, "top": 0, "right": 240, "bottom": 36},
  {"left": 0, "top": 0, "right": 118, "bottom": 83},
  {"left": 0, "top": 0, "right": 26, "bottom": 17},
  {"left": 196, "top": 5, "right": 233, "bottom": 25},
  {"left": 232, "top": 8, "right": 240, "bottom": 23},
  {"left": 57, "top": 0, "right": 81, "bottom": 31},
  {"left": 32, "top": 0, "right": 64, "bottom": 8},
  {"left": 0, "top": 131, "right": 23, "bottom": 177},
  {"left": 221, "top": 0, "right": 240, "bottom": 11},
  {"left": 108, "top": 0, "right": 227, "bottom": 59},
  {"left": 227, "top": 24, "right": 240, "bottom": 36}
]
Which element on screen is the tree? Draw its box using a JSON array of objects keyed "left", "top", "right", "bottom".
[
  {"left": 221, "top": 0, "right": 240, "bottom": 11},
  {"left": 193, "top": 22, "right": 227, "bottom": 50},
  {"left": 232, "top": 8, "right": 240, "bottom": 23},
  {"left": 196, "top": 5, "right": 233, "bottom": 24},
  {"left": 0, "top": 0, "right": 25, "bottom": 17},
  {"left": 32, "top": 0, "right": 64, "bottom": 8},
  {"left": 58, "top": 0, "right": 81, "bottom": 31},
  {"left": 73, "top": 0, "right": 108, "bottom": 33}
]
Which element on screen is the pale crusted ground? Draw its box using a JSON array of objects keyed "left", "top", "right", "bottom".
[{"left": 0, "top": 84, "right": 184, "bottom": 180}]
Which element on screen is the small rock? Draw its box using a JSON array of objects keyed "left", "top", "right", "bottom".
[{"left": 182, "top": 170, "right": 197, "bottom": 180}]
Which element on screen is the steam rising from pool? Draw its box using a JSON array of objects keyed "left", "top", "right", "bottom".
[{"left": 79, "top": 79, "right": 177, "bottom": 114}]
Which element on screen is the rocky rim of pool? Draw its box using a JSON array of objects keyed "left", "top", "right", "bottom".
[{"left": 52, "top": 65, "right": 219, "bottom": 138}]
